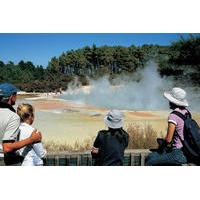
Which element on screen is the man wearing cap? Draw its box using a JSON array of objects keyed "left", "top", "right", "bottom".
[
  {"left": 0, "top": 83, "right": 41, "bottom": 166},
  {"left": 145, "top": 87, "right": 189, "bottom": 166}
]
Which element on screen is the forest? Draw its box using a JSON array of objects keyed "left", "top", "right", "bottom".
[{"left": 0, "top": 34, "right": 200, "bottom": 92}]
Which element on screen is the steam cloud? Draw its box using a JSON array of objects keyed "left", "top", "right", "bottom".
[{"left": 61, "top": 61, "right": 200, "bottom": 111}]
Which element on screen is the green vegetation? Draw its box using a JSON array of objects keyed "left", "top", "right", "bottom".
[
  {"left": 157, "top": 34, "right": 200, "bottom": 85},
  {"left": 0, "top": 60, "right": 72, "bottom": 92},
  {"left": 1, "top": 34, "right": 200, "bottom": 92}
]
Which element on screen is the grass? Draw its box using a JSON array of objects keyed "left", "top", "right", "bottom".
[
  {"left": 44, "top": 122, "right": 159, "bottom": 153},
  {"left": 127, "top": 123, "right": 158, "bottom": 149},
  {"left": 44, "top": 137, "right": 94, "bottom": 153}
]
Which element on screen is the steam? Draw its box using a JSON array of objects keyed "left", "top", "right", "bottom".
[{"left": 61, "top": 61, "right": 200, "bottom": 111}]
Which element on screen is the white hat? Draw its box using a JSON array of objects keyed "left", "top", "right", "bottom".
[
  {"left": 164, "top": 87, "right": 189, "bottom": 107},
  {"left": 104, "top": 109, "right": 124, "bottom": 129}
]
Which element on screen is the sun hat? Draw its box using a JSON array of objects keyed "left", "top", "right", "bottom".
[
  {"left": 0, "top": 83, "right": 18, "bottom": 98},
  {"left": 104, "top": 109, "right": 124, "bottom": 129},
  {"left": 163, "top": 87, "right": 188, "bottom": 107}
]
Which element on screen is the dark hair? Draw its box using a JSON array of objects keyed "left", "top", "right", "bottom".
[
  {"left": 169, "top": 102, "right": 186, "bottom": 110},
  {"left": 0, "top": 92, "right": 16, "bottom": 103},
  {"left": 0, "top": 96, "right": 9, "bottom": 103},
  {"left": 108, "top": 127, "right": 128, "bottom": 144}
]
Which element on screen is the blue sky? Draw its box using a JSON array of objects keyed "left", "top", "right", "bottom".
[{"left": 0, "top": 33, "right": 191, "bottom": 67}]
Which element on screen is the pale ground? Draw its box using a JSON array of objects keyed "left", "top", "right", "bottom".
[{"left": 16, "top": 94, "right": 200, "bottom": 145}]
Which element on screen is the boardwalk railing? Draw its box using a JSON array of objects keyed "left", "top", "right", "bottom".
[
  {"left": 0, "top": 149, "right": 150, "bottom": 166},
  {"left": 45, "top": 149, "right": 151, "bottom": 166}
]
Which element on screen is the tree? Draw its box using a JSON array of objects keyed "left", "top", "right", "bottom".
[
  {"left": 169, "top": 34, "right": 200, "bottom": 65},
  {"left": 48, "top": 56, "right": 60, "bottom": 72},
  {"left": 0, "top": 60, "right": 5, "bottom": 68}
]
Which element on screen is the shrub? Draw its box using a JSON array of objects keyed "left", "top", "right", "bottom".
[{"left": 127, "top": 123, "right": 158, "bottom": 149}]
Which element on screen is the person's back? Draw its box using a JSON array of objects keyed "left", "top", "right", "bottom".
[
  {"left": 17, "top": 103, "right": 46, "bottom": 166},
  {"left": 94, "top": 129, "right": 129, "bottom": 166},
  {"left": 0, "top": 106, "right": 22, "bottom": 165},
  {"left": 91, "top": 110, "right": 129, "bottom": 166},
  {"left": 0, "top": 107, "right": 20, "bottom": 142},
  {"left": 19, "top": 122, "right": 46, "bottom": 166},
  {"left": 0, "top": 83, "right": 42, "bottom": 166}
]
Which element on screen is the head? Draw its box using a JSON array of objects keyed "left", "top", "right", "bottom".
[
  {"left": 104, "top": 109, "right": 124, "bottom": 129},
  {"left": 0, "top": 83, "right": 18, "bottom": 105},
  {"left": 169, "top": 101, "right": 185, "bottom": 110},
  {"left": 163, "top": 87, "right": 188, "bottom": 110},
  {"left": 17, "top": 104, "right": 35, "bottom": 125}
]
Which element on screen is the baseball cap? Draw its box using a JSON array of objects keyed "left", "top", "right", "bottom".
[{"left": 0, "top": 83, "right": 19, "bottom": 98}]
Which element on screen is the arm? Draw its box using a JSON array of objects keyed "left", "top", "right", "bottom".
[
  {"left": 3, "top": 130, "right": 42, "bottom": 153},
  {"left": 91, "top": 132, "right": 102, "bottom": 154},
  {"left": 93, "top": 132, "right": 102, "bottom": 148},
  {"left": 165, "top": 122, "right": 176, "bottom": 143},
  {"left": 124, "top": 133, "right": 129, "bottom": 148},
  {"left": 32, "top": 142, "right": 46, "bottom": 159}
]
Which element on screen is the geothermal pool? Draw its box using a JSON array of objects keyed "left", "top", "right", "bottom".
[
  {"left": 15, "top": 64, "right": 200, "bottom": 144},
  {"left": 16, "top": 97, "right": 169, "bottom": 144},
  {"left": 16, "top": 93, "right": 200, "bottom": 145}
]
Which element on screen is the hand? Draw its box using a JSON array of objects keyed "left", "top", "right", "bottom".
[
  {"left": 30, "top": 129, "right": 42, "bottom": 143},
  {"left": 91, "top": 147, "right": 99, "bottom": 154}
]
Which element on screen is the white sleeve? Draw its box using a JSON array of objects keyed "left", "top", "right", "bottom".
[
  {"left": 2, "top": 114, "right": 20, "bottom": 141},
  {"left": 32, "top": 142, "right": 47, "bottom": 158}
]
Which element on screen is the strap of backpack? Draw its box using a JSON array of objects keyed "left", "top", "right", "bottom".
[
  {"left": 171, "top": 111, "right": 187, "bottom": 121},
  {"left": 171, "top": 110, "right": 191, "bottom": 147},
  {"left": 170, "top": 111, "right": 186, "bottom": 145},
  {"left": 171, "top": 109, "right": 192, "bottom": 120}
]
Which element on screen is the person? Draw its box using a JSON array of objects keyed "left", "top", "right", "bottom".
[
  {"left": 0, "top": 83, "right": 41, "bottom": 166},
  {"left": 91, "top": 109, "right": 129, "bottom": 166},
  {"left": 17, "top": 103, "right": 46, "bottom": 166},
  {"left": 145, "top": 87, "right": 189, "bottom": 166}
]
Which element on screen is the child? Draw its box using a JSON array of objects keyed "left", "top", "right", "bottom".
[
  {"left": 17, "top": 103, "right": 46, "bottom": 166},
  {"left": 91, "top": 109, "right": 129, "bottom": 166}
]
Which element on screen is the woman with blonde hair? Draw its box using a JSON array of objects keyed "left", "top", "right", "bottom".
[{"left": 17, "top": 103, "right": 46, "bottom": 166}]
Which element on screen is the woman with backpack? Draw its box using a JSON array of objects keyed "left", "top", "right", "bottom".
[
  {"left": 91, "top": 109, "right": 129, "bottom": 166},
  {"left": 145, "top": 87, "right": 189, "bottom": 166}
]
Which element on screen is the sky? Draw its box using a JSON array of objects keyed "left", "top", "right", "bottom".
[{"left": 0, "top": 33, "right": 192, "bottom": 67}]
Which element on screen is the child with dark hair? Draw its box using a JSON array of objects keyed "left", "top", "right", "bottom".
[
  {"left": 145, "top": 87, "right": 189, "bottom": 166},
  {"left": 91, "top": 110, "right": 129, "bottom": 166}
]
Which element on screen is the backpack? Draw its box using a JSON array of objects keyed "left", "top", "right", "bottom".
[{"left": 172, "top": 110, "right": 200, "bottom": 164}]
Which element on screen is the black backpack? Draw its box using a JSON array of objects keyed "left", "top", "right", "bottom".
[{"left": 172, "top": 110, "right": 200, "bottom": 164}]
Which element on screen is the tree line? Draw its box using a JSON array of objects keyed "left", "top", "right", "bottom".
[
  {"left": 0, "top": 34, "right": 200, "bottom": 92},
  {"left": 157, "top": 34, "right": 200, "bottom": 85},
  {"left": 0, "top": 60, "right": 72, "bottom": 92},
  {"left": 48, "top": 44, "right": 161, "bottom": 76}
]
